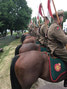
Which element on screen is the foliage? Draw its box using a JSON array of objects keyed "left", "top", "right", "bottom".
[
  {"left": 32, "top": 16, "right": 43, "bottom": 26},
  {"left": 32, "top": 17, "right": 37, "bottom": 24},
  {"left": 63, "top": 11, "right": 67, "bottom": 22},
  {"left": 0, "top": 0, "right": 32, "bottom": 35},
  {"left": 0, "top": 21, "right": 4, "bottom": 27},
  {"left": 39, "top": 17, "right": 42, "bottom": 23}
]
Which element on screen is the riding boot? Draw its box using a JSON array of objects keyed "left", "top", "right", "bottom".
[
  {"left": 64, "top": 79, "right": 67, "bottom": 87},
  {"left": 64, "top": 63, "right": 67, "bottom": 87}
]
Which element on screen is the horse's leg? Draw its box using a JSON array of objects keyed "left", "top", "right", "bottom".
[{"left": 15, "top": 51, "right": 44, "bottom": 89}]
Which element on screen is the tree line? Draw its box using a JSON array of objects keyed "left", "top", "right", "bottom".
[{"left": 0, "top": 0, "right": 32, "bottom": 36}]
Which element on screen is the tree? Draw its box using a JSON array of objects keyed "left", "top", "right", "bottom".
[
  {"left": 63, "top": 11, "right": 67, "bottom": 22},
  {"left": 39, "top": 17, "right": 42, "bottom": 23},
  {"left": 0, "top": 0, "right": 32, "bottom": 36},
  {"left": 32, "top": 16, "right": 43, "bottom": 26},
  {"left": 11, "top": 0, "right": 32, "bottom": 31},
  {"left": 32, "top": 17, "right": 37, "bottom": 25}
]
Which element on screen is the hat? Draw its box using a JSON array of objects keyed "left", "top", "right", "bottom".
[
  {"left": 34, "top": 25, "right": 39, "bottom": 28},
  {"left": 43, "top": 16, "right": 49, "bottom": 20},
  {"left": 53, "top": 10, "right": 64, "bottom": 18}
]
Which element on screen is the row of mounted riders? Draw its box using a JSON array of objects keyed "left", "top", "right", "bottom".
[{"left": 10, "top": 33, "right": 67, "bottom": 89}]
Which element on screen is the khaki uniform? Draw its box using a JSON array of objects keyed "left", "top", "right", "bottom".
[
  {"left": 48, "top": 22, "right": 67, "bottom": 62},
  {"left": 39, "top": 36, "right": 45, "bottom": 45},
  {"left": 39, "top": 24, "right": 49, "bottom": 46}
]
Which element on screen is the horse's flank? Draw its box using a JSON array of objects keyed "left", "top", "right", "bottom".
[{"left": 15, "top": 51, "right": 45, "bottom": 89}]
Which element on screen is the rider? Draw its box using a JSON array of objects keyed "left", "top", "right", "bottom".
[
  {"left": 39, "top": 16, "right": 49, "bottom": 47},
  {"left": 28, "top": 23, "right": 36, "bottom": 36},
  {"left": 48, "top": 10, "right": 67, "bottom": 87}
]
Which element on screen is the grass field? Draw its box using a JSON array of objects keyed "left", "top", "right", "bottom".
[
  {"left": 0, "top": 35, "right": 19, "bottom": 48},
  {"left": 0, "top": 35, "right": 21, "bottom": 89}
]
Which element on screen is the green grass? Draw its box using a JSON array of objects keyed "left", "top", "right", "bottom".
[
  {"left": 0, "top": 38, "right": 21, "bottom": 89},
  {"left": 0, "top": 48, "right": 10, "bottom": 63},
  {"left": 0, "top": 36, "right": 20, "bottom": 62},
  {"left": 0, "top": 35, "right": 21, "bottom": 48},
  {"left": 0, "top": 35, "right": 21, "bottom": 64}
]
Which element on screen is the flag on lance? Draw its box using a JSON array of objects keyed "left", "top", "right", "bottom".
[{"left": 47, "top": 0, "right": 53, "bottom": 18}]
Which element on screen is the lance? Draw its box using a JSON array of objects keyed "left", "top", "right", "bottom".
[
  {"left": 52, "top": 0, "right": 60, "bottom": 24},
  {"left": 40, "top": 3, "right": 48, "bottom": 26},
  {"left": 41, "top": 3, "right": 45, "bottom": 17},
  {"left": 38, "top": 3, "right": 42, "bottom": 27},
  {"left": 38, "top": 17, "right": 40, "bottom": 27}
]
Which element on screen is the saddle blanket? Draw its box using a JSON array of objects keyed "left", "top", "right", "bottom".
[
  {"left": 40, "top": 46, "right": 48, "bottom": 52},
  {"left": 36, "top": 41, "right": 48, "bottom": 52},
  {"left": 36, "top": 41, "right": 67, "bottom": 81},
  {"left": 48, "top": 56, "right": 67, "bottom": 82}
]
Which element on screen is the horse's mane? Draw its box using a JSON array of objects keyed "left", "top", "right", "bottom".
[{"left": 10, "top": 55, "right": 22, "bottom": 89}]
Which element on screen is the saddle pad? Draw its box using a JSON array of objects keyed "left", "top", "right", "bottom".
[
  {"left": 48, "top": 56, "right": 67, "bottom": 82},
  {"left": 36, "top": 41, "right": 41, "bottom": 44},
  {"left": 40, "top": 46, "right": 48, "bottom": 52},
  {"left": 36, "top": 41, "right": 48, "bottom": 52}
]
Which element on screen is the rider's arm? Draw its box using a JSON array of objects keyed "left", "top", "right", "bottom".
[{"left": 53, "top": 26, "right": 67, "bottom": 44}]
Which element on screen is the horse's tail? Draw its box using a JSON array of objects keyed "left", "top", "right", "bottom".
[{"left": 10, "top": 55, "right": 22, "bottom": 89}]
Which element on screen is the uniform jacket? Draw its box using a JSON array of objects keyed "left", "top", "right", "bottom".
[
  {"left": 38, "top": 24, "right": 49, "bottom": 44},
  {"left": 48, "top": 22, "right": 67, "bottom": 54},
  {"left": 40, "top": 23, "right": 49, "bottom": 37}
]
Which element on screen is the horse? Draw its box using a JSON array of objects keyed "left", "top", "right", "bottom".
[
  {"left": 19, "top": 43, "right": 40, "bottom": 53},
  {"left": 23, "top": 36, "right": 36, "bottom": 44},
  {"left": 15, "top": 34, "right": 36, "bottom": 55},
  {"left": 10, "top": 49, "right": 67, "bottom": 89}
]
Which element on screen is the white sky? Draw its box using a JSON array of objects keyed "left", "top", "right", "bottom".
[{"left": 26, "top": 0, "right": 67, "bottom": 18}]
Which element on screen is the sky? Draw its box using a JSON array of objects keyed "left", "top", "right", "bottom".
[{"left": 26, "top": 0, "right": 67, "bottom": 18}]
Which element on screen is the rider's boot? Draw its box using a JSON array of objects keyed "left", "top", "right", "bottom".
[
  {"left": 64, "top": 79, "right": 67, "bottom": 87},
  {"left": 64, "top": 63, "right": 67, "bottom": 87},
  {"left": 64, "top": 62, "right": 67, "bottom": 87}
]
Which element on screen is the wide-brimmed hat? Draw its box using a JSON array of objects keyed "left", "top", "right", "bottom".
[{"left": 53, "top": 10, "right": 64, "bottom": 18}]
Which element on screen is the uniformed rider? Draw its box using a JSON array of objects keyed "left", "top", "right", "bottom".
[
  {"left": 39, "top": 16, "right": 49, "bottom": 47},
  {"left": 48, "top": 10, "right": 67, "bottom": 87}
]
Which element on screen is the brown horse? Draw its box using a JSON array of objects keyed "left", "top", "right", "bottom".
[
  {"left": 15, "top": 35, "right": 36, "bottom": 55},
  {"left": 23, "top": 36, "right": 36, "bottom": 44},
  {"left": 19, "top": 43, "right": 40, "bottom": 53},
  {"left": 10, "top": 50, "right": 67, "bottom": 89}
]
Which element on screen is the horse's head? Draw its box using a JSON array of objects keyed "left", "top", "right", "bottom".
[
  {"left": 21, "top": 34, "right": 32, "bottom": 43},
  {"left": 21, "top": 34, "right": 26, "bottom": 43}
]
